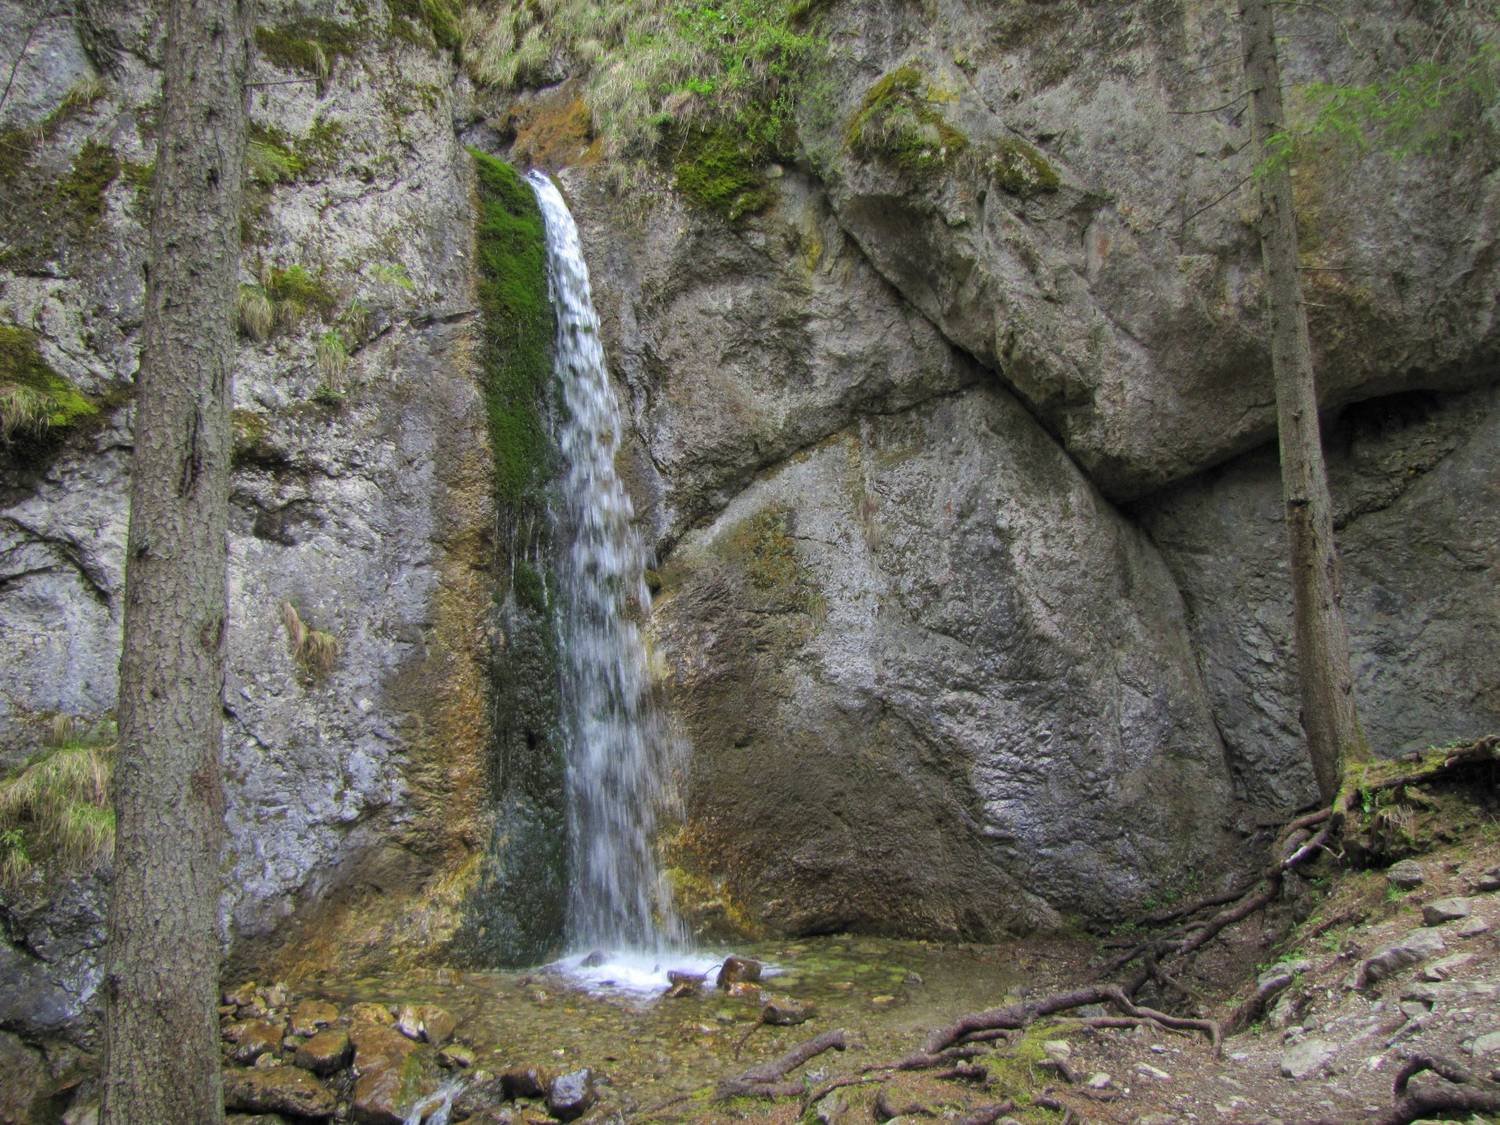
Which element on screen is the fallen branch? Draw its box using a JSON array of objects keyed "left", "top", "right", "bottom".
[{"left": 714, "top": 1029, "right": 847, "bottom": 1100}]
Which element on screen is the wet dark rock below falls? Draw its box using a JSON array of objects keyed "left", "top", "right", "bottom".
[{"left": 222, "top": 934, "right": 1040, "bottom": 1121}]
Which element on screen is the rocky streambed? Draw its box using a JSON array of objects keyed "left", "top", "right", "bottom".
[{"left": 208, "top": 934, "right": 1040, "bottom": 1123}]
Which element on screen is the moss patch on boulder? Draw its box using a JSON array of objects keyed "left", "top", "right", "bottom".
[
  {"left": 673, "top": 127, "right": 777, "bottom": 221},
  {"left": 988, "top": 136, "right": 1060, "bottom": 198},
  {"left": 845, "top": 65, "right": 969, "bottom": 177}
]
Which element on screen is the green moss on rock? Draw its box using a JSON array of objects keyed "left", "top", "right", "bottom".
[
  {"left": 58, "top": 140, "right": 120, "bottom": 223},
  {"left": 255, "top": 18, "right": 365, "bottom": 77},
  {"left": 673, "top": 128, "right": 776, "bottom": 221},
  {"left": 389, "top": 0, "right": 463, "bottom": 54},
  {"left": 265, "top": 264, "right": 340, "bottom": 321},
  {"left": 988, "top": 137, "right": 1060, "bottom": 198},
  {"left": 470, "top": 149, "right": 554, "bottom": 509},
  {"left": 846, "top": 64, "right": 969, "bottom": 177},
  {"left": 0, "top": 325, "right": 97, "bottom": 443}
]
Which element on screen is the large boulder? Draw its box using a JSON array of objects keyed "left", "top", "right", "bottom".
[{"left": 652, "top": 387, "right": 1237, "bottom": 933}]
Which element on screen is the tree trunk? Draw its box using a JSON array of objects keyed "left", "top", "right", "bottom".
[
  {"left": 1239, "top": 0, "right": 1369, "bottom": 804},
  {"left": 101, "top": 1, "right": 253, "bottom": 1121}
]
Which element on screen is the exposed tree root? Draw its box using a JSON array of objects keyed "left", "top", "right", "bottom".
[
  {"left": 711, "top": 738, "right": 1498, "bottom": 1115},
  {"left": 1363, "top": 1054, "right": 1500, "bottom": 1125},
  {"left": 915, "top": 983, "right": 1220, "bottom": 1059}
]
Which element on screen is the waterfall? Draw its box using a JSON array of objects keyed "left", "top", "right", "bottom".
[{"left": 526, "top": 172, "right": 684, "bottom": 958}]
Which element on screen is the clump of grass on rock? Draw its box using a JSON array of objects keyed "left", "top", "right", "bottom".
[{"left": 0, "top": 717, "right": 115, "bottom": 888}]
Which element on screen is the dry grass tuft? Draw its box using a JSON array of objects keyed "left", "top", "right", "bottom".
[
  {"left": 281, "top": 600, "right": 339, "bottom": 677},
  {"left": 236, "top": 283, "right": 275, "bottom": 341},
  {"left": 0, "top": 720, "right": 116, "bottom": 888}
]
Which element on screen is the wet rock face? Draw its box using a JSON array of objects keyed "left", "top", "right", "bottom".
[
  {"left": 0, "top": 874, "right": 105, "bottom": 1043},
  {"left": 566, "top": 170, "right": 977, "bottom": 548},
  {"left": 652, "top": 389, "right": 1236, "bottom": 933}
]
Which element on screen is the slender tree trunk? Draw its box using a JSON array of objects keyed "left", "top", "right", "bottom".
[
  {"left": 102, "top": 0, "right": 253, "bottom": 1121},
  {"left": 1239, "top": 0, "right": 1369, "bottom": 804}
]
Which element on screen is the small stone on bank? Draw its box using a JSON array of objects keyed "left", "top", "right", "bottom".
[
  {"left": 1355, "top": 927, "right": 1447, "bottom": 988},
  {"left": 1280, "top": 1037, "right": 1336, "bottom": 1079},
  {"left": 1419, "top": 953, "right": 1476, "bottom": 982},
  {"left": 1386, "top": 860, "right": 1426, "bottom": 889},
  {"left": 1422, "top": 898, "right": 1474, "bottom": 926}
]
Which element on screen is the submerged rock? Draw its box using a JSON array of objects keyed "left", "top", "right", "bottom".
[
  {"left": 349, "top": 1021, "right": 434, "bottom": 1125},
  {"left": 500, "top": 1066, "right": 551, "bottom": 1100},
  {"left": 224, "top": 1019, "right": 285, "bottom": 1065},
  {"left": 293, "top": 1028, "right": 352, "bottom": 1076},
  {"left": 222, "top": 1067, "right": 335, "bottom": 1119},
  {"left": 761, "top": 995, "right": 814, "bottom": 1025},
  {"left": 396, "top": 1003, "right": 457, "bottom": 1046},
  {"left": 288, "top": 1000, "right": 338, "bottom": 1038}
]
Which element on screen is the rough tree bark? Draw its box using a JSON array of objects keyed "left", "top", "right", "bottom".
[
  {"left": 101, "top": 0, "right": 254, "bottom": 1121},
  {"left": 1239, "top": 0, "right": 1369, "bottom": 804}
]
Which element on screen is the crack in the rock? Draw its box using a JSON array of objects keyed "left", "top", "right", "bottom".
[{"left": 0, "top": 517, "right": 113, "bottom": 605}]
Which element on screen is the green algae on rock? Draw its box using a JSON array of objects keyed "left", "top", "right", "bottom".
[{"left": 449, "top": 150, "right": 568, "bottom": 968}]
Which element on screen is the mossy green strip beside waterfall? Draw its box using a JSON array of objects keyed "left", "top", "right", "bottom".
[
  {"left": 470, "top": 148, "right": 554, "bottom": 509},
  {"left": 449, "top": 152, "right": 568, "bottom": 968}
]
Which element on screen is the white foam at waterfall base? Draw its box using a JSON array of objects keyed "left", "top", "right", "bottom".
[{"left": 548, "top": 948, "right": 732, "bottom": 997}]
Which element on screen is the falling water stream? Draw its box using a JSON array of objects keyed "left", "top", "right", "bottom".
[{"left": 527, "top": 172, "right": 710, "bottom": 992}]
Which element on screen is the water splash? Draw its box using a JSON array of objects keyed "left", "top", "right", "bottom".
[{"left": 527, "top": 172, "right": 685, "bottom": 960}]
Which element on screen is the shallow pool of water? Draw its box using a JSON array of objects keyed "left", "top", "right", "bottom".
[{"left": 307, "top": 934, "right": 1049, "bottom": 1116}]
